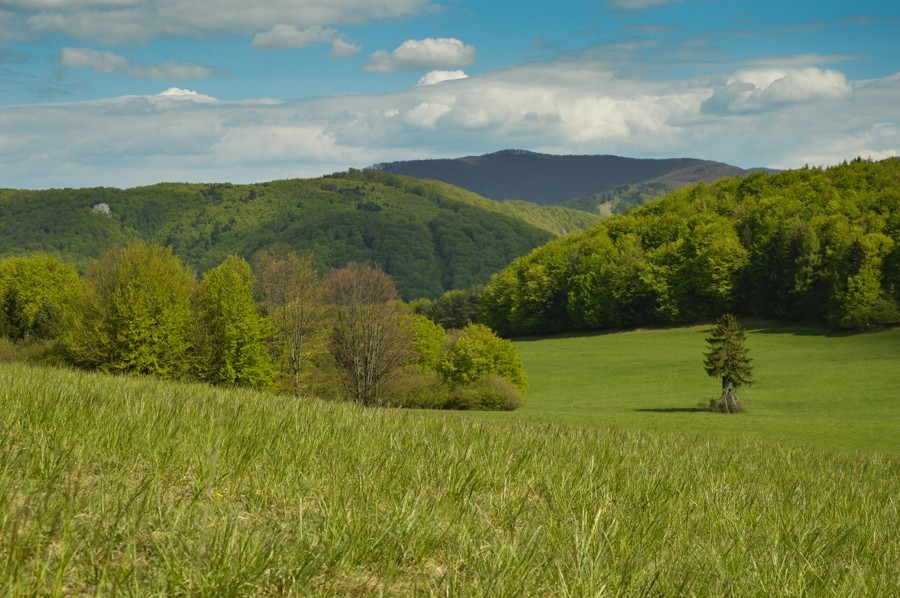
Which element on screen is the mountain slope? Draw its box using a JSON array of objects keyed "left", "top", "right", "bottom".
[
  {"left": 374, "top": 149, "right": 749, "bottom": 205},
  {"left": 0, "top": 171, "right": 597, "bottom": 300}
]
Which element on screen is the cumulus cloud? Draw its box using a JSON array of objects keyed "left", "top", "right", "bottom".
[
  {"left": 251, "top": 25, "right": 336, "bottom": 50},
  {"left": 157, "top": 87, "right": 217, "bottom": 102},
  {"left": 417, "top": 70, "right": 469, "bottom": 86},
  {"left": 60, "top": 47, "right": 220, "bottom": 79},
  {"left": 9, "top": 0, "right": 431, "bottom": 44},
  {"left": 702, "top": 67, "right": 852, "bottom": 114},
  {"left": 0, "top": 56, "right": 896, "bottom": 189},
  {"left": 330, "top": 37, "right": 362, "bottom": 58},
  {"left": 365, "top": 38, "right": 475, "bottom": 72}
]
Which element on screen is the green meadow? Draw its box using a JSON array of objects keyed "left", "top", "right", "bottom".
[
  {"left": 2, "top": 321, "right": 898, "bottom": 595},
  {"left": 507, "top": 322, "right": 900, "bottom": 457}
]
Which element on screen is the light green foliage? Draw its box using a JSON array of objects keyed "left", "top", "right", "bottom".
[
  {"left": 484, "top": 158, "right": 900, "bottom": 333},
  {"left": 0, "top": 254, "right": 81, "bottom": 340},
  {"left": 61, "top": 241, "right": 196, "bottom": 378},
  {"left": 404, "top": 313, "right": 446, "bottom": 371},
  {"left": 0, "top": 171, "right": 585, "bottom": 300},
  {"left": 835, "top": 232, "right": 898, "bottom": 328},
  {"left": 676, "top": 215, "right": 749, "bottom": 318},
  {"left": 195, "top": 255, "right": 275, "bottom": 390},
  {"left": 438, "top": 323, "right": 528, "bottom": 394},
  {"left": 1, "top": 361, "right": 897, "bottom": 594}
]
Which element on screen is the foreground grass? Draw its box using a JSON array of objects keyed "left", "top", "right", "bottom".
[
  {"left": 509, "top": 322, "right": 900, "bottom": 456},
  {"left": 2, "top": 362, "right": 898, "bottom": 595}
]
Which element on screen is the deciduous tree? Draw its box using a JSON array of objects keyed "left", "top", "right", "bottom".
[
  {"left": 195, "top": 255, "right": 275, "bottom": 389},
  {"left": 252, "top": 245, "right": 330, "bottom": 396},
  {"left": 327, "top": 263, "right": 411, "bottom": 406},
  {"left": 0, "top": 254, "right": 81, "bottom": 341},
  {"left": 62, "top": 241, "right": 195, "bottom": 378}
]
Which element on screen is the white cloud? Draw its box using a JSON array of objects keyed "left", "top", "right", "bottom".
[
  {"left": 0, "top": 57, "right": 896, "bottom": 189},
  {"left": 417, "top": 70, "right": 469, "bottom": 86},
  {"left": 60, "top": 47, "right": 219, "bottom": 79},
  {"left": 330, "top": 36, "right": 361, "bottom": 58},
  {"left": 365, "top": 38, "right": 475, "bottom": 72},
  {"left": 157, "top": 87, "right": 217, "bottom": 102},
  {"left": 9, "top": 0, "right": 432, "bottom": 44},
  {"left": 702, "top": 67, "right": 852, "bottom": 114},
  {"left": 251, "top": 25, "right": 336, "bottom": 50}
]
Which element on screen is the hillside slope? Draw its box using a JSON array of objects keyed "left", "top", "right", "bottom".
[
  {"left": 0, "top": 170, "right": 597, "bottom": 299},
  {"left": 481, "top": 158, "right": 900, "bottom": 333},
  {"left": 374, "top": 149, "right": 748, "bottom": 205}
]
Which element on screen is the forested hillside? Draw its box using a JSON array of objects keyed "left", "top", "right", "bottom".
[
  {"left": 374, "top": 149, "right": 748, "bottom": 205},
  {"left": 482, "top": 158, "right": 900, "bottom": 333},
  {"left": 0, "top": 170, "right": 597, "bottom": 299}
]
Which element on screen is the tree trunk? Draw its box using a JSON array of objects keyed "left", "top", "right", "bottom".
[{"left": 711, "top": 378, "right": 744, "bottom": 413}]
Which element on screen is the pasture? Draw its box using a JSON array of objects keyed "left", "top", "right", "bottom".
[
  {"left": 509, "top": 322, "right": 900, "bottom": 456},
  {"left": 1, "top": 349, "right": 898, "bottom": 595}
]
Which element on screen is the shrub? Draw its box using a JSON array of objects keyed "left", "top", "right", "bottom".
[
  {"left": 384, "top": 366, "right": 453, "bottom": 409},
  {"left": 437, "top": 323, "right": 528, "bottom": 394},
  {"left": 447, "top": 375, "right": 525, "bottom": 411}
]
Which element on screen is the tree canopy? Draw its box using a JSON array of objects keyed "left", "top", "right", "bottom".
[
  {"left": 0, "top": 171, "right": 598, "bottom": 300},
  {"left": 61, "top": 241, "right": 196, "bottom": 378},
  {"left": 482, "top": 158, "right": 900, "bottom": 334}
]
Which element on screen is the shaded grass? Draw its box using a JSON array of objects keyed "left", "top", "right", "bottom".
[
  {"left": 1, "top": 361, "right": 898, "bottom": 595},
  {"left": 506, "top": 323, "right": 900, "bottom": 456}
]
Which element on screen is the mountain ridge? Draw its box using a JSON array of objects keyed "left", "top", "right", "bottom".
[{"left": 373, "top": 149, "right": 750, "bottom": 206}]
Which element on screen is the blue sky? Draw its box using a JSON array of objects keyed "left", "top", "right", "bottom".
[{"left": 0, "top": 0, "right": 897, "bottom": 189}]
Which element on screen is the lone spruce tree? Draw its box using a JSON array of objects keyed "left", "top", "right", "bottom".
[{"left": 703, "top": 313, "right": 753, "bottom": 413}]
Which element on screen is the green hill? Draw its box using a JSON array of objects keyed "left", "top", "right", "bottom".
[
  {"left": 0, "top": 170, "right": 598, "bottom": 299},
  {"left": 482, "top": 158, "right": 900, "bottom": 333}
]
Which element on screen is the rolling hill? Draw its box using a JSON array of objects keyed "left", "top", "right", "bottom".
[
  {"left": 0, "top": 170, "right": 599, "bottom": 300},
  {"left": 373, "top": 149, "right": 749, "bottom": 206}
]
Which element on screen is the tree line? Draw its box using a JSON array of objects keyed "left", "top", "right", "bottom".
[
  {"left": 481, "top": 158, "right": 900, "bottom": 334},
  {"left": 0, "top": 170, "right": 600, "bottom": 300},
  {"left": 0, "top": 243, "right": 527, "bottom": 410}
]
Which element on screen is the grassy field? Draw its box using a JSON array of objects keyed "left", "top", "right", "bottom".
[
  {"left": 505, "top": 322, "right": 900, "bottom": 456},
  {"left": 1, "top": 359, "right": 898, "bottom": 595}
]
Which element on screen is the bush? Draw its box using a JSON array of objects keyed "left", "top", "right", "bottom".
[
  {"left": 384, "top": 366, "right": 453, "bottom": 409},
  {"left": 447, "top": 375, "right": 524, "bottom": 411},
  {"left": 437, "top": 323, "right": 528, "bottom": 394}
]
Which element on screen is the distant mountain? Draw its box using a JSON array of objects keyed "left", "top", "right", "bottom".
[
  {"left": 373, "top": 149, "right": 749, "bottom": 206},
  {"left": 0, "top": 170, "right": 599, "bottom": 300}
]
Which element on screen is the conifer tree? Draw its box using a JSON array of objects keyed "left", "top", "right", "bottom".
[{"left": 703, "top": 313, "right": 753, "bottom": 413}]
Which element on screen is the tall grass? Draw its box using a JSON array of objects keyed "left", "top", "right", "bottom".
[{"left": 1, "top": 361, "right": 897, "bottom": 595}]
